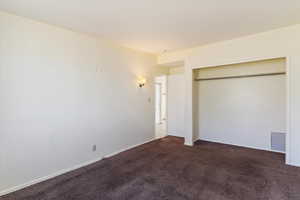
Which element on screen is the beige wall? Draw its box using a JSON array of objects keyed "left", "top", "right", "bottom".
[
  {"left": 167, "top": 67, "right": 185, "bottom": 137},
  {"left": 158, "top": 24, "right": 300, "bottom": 66},
  {"left": 0, "top": 11, "right": 167, "bottom": 194},
  {"left": 169, "top": 66, "right": 185, "bottom": 75}
]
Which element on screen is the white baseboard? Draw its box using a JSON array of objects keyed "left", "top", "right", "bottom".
[
  {"left": 0, "top": 157, "right": 104, "bottom": 197},
  {"left": 192, "top": 138, "right": 300, "bottom": 167},
  {"left": 167, "top": 133, "right": 185, "bottom": 138},
  {"left": 184, "top": 142, "right": 193, "bottom": 146},
  {"left": 197, "top": 139, "right": 300, "bottom": 167},
  {"left": 0, "top": 137, "right": 156, "bottom": 197},
  {"left": 184, "top": 141, "right": 194, "bottom": 146},
  {"left": 286, "top": 160, "right": 300, "bottom": 167},
  {"left": 197, "top": 138, "right": 286, "bottom": 154},
  {"left": 104, "top": 138, "right": 156, "bottom": 158},
  {"left": 183, "top": 137, "right": 198, "bottom": 146}
]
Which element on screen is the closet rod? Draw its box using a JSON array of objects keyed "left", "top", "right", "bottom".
[{"left": 194, "top": 72, "right": 286, "bottom": 81}]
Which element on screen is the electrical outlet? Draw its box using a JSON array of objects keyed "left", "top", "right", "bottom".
[
  {"left": 92, "top": 145, "right": 97, "bottom": 152},
  {"left": 148, "top": 97, "right": 151, "bottom": 103}
]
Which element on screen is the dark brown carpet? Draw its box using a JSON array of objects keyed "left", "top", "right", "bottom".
[{"left": 2, "top": 136, "right": 300, "bottom": 200}]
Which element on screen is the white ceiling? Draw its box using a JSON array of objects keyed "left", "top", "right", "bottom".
[{"left": 1, "top": 0, "right": 300, "bottom": 54}]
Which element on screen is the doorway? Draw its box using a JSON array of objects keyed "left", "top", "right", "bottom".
[{"left": 155, "top": 75, "right": 167, "bottom": 139}]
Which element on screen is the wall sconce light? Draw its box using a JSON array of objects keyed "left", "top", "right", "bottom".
[{"left": 137, "top": 77, "right": 146, "bottom": 88}]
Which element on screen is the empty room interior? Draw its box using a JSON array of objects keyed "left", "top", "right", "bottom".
[{"left": 1, "top": 1, "right": 300, "bottom": 200}]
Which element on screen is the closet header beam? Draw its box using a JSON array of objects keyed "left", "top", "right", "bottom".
[{"left": 194, "top": 72, "right": 286, "bottom": 81}]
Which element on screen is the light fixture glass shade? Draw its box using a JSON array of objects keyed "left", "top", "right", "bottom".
[{"left": 138, "top": 77, "right": 146, "bottom": 87}]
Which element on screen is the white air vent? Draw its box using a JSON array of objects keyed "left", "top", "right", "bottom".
[{"left": 271, "top": 132, "right": 286, "bottom": 153}]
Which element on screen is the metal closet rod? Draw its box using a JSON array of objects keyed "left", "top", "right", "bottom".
[{"left": 194, "top": 72, "right": 286, "bottom": 81}]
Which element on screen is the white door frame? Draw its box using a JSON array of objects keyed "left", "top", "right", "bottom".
[{"left": 155, "top": 75, "right": 168, "bottom": 138}]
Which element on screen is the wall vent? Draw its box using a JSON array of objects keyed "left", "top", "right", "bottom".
[{"left": 271, "top": 132, "right": 286, "bottom": 153}]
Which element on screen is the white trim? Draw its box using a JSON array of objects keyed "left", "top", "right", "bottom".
[
  {"left": 184, "top": 142, "right": 193, "bottom": 146},
  {"left": 184, "top": 137, "right": 198, "bottom": 146},
  {"left": 165, "top": 75, "right": 169, "bottom": 138},
  {"left": 285, "top": 56, "right": 291, "bottom": 165},
  {"left": 154, "top": 75, "right": 168, "bottom": 139},
  {"left": 0, "top": 157, "right": 103, "bottom": 197},
  {"left": 191, "top": 55, "right": 286, "bottom": 69},
  {"left": 184, "top": 138, "right": 195, "bottom": 146},
  {"left": 0, "top": 138, "right": 156, "bottom": 197},
  {"left": 104, "top": 138, "right": 156, "bottom": 158},
  {"left": 198, "top": 138, "right": 286, "bottom": 154}
]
